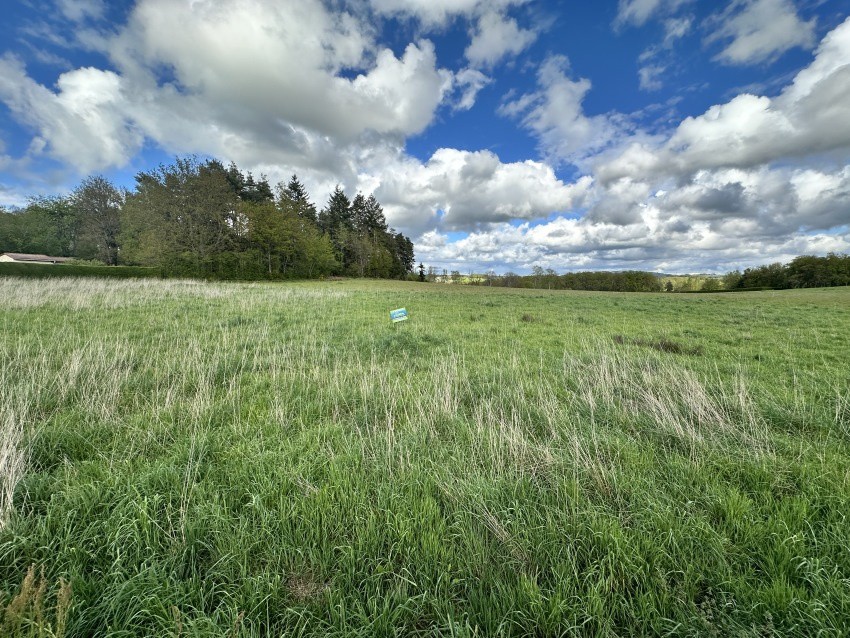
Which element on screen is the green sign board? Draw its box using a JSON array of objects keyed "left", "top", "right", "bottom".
[{"left": 390, "top": 308, "right": 409, "bottom": 323}]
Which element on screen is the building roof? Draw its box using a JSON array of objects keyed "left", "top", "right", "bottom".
[{"left": 1, "top": 253, "right": 71, "bottom": 263}]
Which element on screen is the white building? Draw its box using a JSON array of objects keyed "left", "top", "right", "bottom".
[{"left": 0, "top": 253, "right": 71, "bottom": 264}]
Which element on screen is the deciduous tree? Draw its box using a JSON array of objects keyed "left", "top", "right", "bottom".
[{"left": 72, "top": 176, "right": 123, "bottom": 265}]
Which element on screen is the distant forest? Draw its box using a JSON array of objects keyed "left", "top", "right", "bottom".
[
  {"left": 456, "top": 254, "right": 850, "bottom": 292},
  {"left": 0, "top": 157, "right": 415, "bottom": 280},
  {"left": 722, "top": 255, "right": 850, "bottom": 290}
]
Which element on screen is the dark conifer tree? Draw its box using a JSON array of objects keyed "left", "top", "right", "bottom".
[
  {"left": 282, "top": 175, "right": 317, "bottom": 222},
  {"left": 350, "top": 193, "right": 369, "bottom": 236},
  {"left": 224, "top": 162, "right": 244, "bottom": 195},
  {"left": 319, "top": 186, "right": 352, "bottom": 235},
  {"left": 255, "top": 175, "right": 274, "bottom": 203},
  {"left": 363, "top": 194, "right": 388, "bottom": 236},
  {"left": 392, "top": 232, "right": 415, "bottom": 275}
]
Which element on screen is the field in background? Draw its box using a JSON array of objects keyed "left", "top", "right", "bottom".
[
  {"left": 657, "top": 274, "right": 720, "bottom": 291},
  {"left": 1, "top": 278, "right": 849, "bottom": 636}
]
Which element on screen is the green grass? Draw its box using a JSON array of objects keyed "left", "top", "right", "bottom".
[{"left": 1, "top": 277, "right": 849, "bottom": 636}]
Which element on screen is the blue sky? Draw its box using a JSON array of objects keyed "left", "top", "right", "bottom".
[{"left": 1, "top": 0, "right": 849, "bottom": 273}]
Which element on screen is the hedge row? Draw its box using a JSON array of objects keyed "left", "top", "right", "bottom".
[{"left": 0, "top": 263, "right": 161, "bottom": 279}]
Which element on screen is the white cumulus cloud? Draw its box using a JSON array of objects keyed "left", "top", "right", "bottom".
[
  {"left": 452, "top": 68, "right": 492, "bottom": 110},
  {"left": 369, "top": 0, "right": 529, "bottom": 28},
  {"left": 614, "top": 0, "right": 692, "bottom": 29},
  {"left": 706, "top": 0, "right": 817, "bottom": 65},
  {"left": 598, "top": 17, "right": 850, "bottom": 183},
  {"left": 0, "top": 55, "right": 142, "bottom": 173},
  {"left": 56, "top": 0, "right": 105, "bottom": 22},
  {"left": 0, "top": 0, "right": 460, "bottom": 175},
  {"left": 500, "top": 56, "right": 626, "bottom": 165},
  {"left": 369, "top": 148, "right": 592, "bottom": 232},
  {"left": 465, "top": 10, "right": 537, "bottom": 68}
]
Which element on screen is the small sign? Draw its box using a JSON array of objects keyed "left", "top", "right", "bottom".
[{"left": 390, "top": 308, "right": 409, "bottom": 323}]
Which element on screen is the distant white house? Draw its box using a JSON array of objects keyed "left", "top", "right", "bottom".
[{"left": 0, "top": 252, "right": 71, "bottom": 265}]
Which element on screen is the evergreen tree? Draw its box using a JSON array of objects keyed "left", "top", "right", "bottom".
[
  {"left": 319, "top": 186, "right": 354, "bottom": 272},
  {"left": 280, "top": 175, "right": 317, "bottom": 222},
  {"left": 242, "top": 173, "right": 259, "bottom": 201},
  {"left": 255, "top": 175, "right": 274, "bottom": 203},
  {"left": 364, "top": 195, "right": 388, "bottom": 235},
  {"left": 319, "top": 186, "right": 352, "bottom": 234},
  {"left": 224, "top": 161, "right": 244, "bottom": 195},
  {"left": 238, "top": 172, "right": 273, "bottom": 203},
  {"left": 219, "top": 162, "right": 274, "bottom": 203},
  {"left": 392, "top": 232, "right": 415, "bottom": 276},
  {"left": 350, "top": 193, "right": 369, "bottom": 236}
]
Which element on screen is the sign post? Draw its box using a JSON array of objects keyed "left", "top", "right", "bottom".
[{"left": 389, "top": 308, "right": 409, "bottom": 324}]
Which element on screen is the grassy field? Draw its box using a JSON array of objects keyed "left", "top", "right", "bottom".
[{"left": 1, "top": 277, "right": 849, "bottom": 636}]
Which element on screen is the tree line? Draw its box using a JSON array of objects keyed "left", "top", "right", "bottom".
[
  {"left": 0, "top": 157, "right": 415, "bottom": 280},
  {"left": 466, "top": 267, "right": 665, "bottom": 292},
  {"left": 433, "top": 255, "right": 850, "bottom": 292},
  {"left": 721, "top": 254, "right": 850, "bottom": 290}
]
